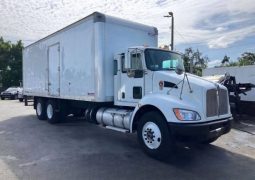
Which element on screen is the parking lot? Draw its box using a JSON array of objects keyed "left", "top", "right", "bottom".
[{"left": 0, "top": 100, "right": 254, "bottom": 180}]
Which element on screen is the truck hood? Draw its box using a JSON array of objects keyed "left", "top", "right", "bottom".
[
  {"left": 153, "top": 71, "right": 220, "bottom": 91},
  {"left": 151, "top": 71, "right": 228, "bottom": 120}
]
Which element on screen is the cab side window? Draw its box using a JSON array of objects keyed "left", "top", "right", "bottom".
[
  {"left": 130, "top": 53, "right": 142, "bottom": 70},
  {"left": 121, "top": 54, "right": 127, "bottom": 73}
]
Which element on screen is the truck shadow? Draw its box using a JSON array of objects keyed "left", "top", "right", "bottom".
[
  {"left": 0, "top": 114, "right": 254, "bottom": 179},
  {"left": 232, "top": 114, "right": 255, "bottom": 135}
]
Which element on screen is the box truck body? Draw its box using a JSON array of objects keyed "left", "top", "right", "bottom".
[
  {"left": 23, "top": 12, "right": 232, "bottom": 158},
  {"left": 23, "top": 12, "right": 157, "bottom": 102}
]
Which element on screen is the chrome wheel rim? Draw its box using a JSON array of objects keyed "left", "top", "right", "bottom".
[
  {"left": 36, "top": 102, "right": 42, "bottom": 116},
  {"left": 142, "top": 122, "right": 162, "bottom": 149},
  {"left": 47, "top": 104, "right": 53, "bottom": 119}
]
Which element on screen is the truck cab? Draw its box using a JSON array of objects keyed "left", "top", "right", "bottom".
[
  {"left": 114, "top": 47, "right": 184, "bottom": 106},
  {"left": 111, "top": 46, "right": 232, "bottom": 156}
]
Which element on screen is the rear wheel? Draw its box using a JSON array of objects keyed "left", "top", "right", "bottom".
[
  {"left": 137, "top": 111, "right": 173, "bottom": 158},
  {"left": 19, "top": 98, "right": 24, "bottom": 102},
  {"left": 46, "top": 100, "right": 61, "bottom": 124},
  {"left": 1, "top": 97, "right": 4, "bottom": 100},
  {"left": 36, "top": 98, "right": 46, "bottom": 120},
  {"left": 85, "top": 106, "right": 100, "bottom": 123}
]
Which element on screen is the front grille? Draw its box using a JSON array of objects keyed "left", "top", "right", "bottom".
[
  {"left": 219, "top": 89, "right": 228, "bottom": 115},
  {"left": 206, "top": 89, "right": 218, "bottom": 117},
  {"left": 206, "top": 88, "right": 228, "bottom": 117}
]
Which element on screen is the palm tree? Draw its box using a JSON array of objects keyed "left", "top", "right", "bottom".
[{"left": 221, "top": 55, "right": 230, "bottom": 66}]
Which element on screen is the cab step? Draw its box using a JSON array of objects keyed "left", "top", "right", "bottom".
[{"left": 105, "top": 126, "right": 129, "bottom": 133}]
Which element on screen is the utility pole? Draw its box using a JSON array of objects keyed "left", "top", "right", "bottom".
[{"left": 164, "top": 12, "right": 174, "bottom": 50}]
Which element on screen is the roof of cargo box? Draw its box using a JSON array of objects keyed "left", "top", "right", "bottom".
[{"left": 25, "top": 12, "right": 158, "bottom": 48}]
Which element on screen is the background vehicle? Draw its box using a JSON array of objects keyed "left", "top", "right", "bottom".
[
  {"left": 203, "top": 66, "right": 255, "bottom": 116},
  {"left": 23, "top": 12, "right": 232, "bottom": 157},
  {"left": 1, "top": 87, "right": 21, "bottom": 100}
]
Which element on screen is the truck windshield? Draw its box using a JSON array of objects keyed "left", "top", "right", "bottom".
[{"left": 145, "top": 49, "right": 184, "bottom": 71}]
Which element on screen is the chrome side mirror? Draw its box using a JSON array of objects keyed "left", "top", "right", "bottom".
[{"left": 175, "top": 64, "right": 184, "bottom": 75}]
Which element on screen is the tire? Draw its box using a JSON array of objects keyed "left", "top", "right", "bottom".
[
  {"left": 85, "top": 106, "right": 99, "bottom": 123},
  {"left": 19, "top": 98, "right": 24, "bottom": 102},
  {"left": 1, "top": 97, "right": 4, "bottom": 100},
  {"left": 202, "top": 137, "right": 218, "bottom": 144},
  {"left": 46, "top": 100, "right": 61, "bottom": 124},
  {"left": 137, "top": 111, "right": 173, "bottom": 159},
  {"left": 85, "top": 106, "right": 94, "bottom": 122},
  {"left": 36, "top": 98, "right": 46, "bottom": 120}
]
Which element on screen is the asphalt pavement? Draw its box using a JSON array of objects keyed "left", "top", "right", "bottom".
[{"left": 0, "top": 100, "right": 255, "bottom": 180}]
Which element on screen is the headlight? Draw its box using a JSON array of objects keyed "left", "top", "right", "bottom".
[{"left": 173, "top": 108, "right": 201, "bottom": 121}]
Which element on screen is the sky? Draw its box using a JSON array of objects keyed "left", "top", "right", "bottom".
[{"left": 0, "top": 0, "right": 254, "bottom": 67}]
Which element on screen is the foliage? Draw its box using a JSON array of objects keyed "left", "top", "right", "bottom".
[
  {"left": 224, "top": 52, "right": 255, "bottom": 67},
  {"left": 0, "top": 37, "right": 23, "bottom": 88},
  {"left": 238, "top": 52, "right": 255, "bottom": 66},
  {"left": 221, "top": 55, "right": 230, "bottom": 66},
  {"left": 227, "top": 61, "right": 239, "bottom": 67},
  {"left": 183, "top": 47, "right": 208, "bottom": 76}
]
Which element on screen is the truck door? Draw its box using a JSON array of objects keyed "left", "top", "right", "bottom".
[
  {"left": 48, "top": 43, "right": 60, "bottom": 96},
  {"left": 120, "top": 49, "right": 144, "bottom": 104}
]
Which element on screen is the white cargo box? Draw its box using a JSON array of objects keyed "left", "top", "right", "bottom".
[{"left": 23, "top": 12, "right": 158, "bottom": 102}]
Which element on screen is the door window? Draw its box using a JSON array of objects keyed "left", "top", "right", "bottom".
[{"left": 130, "top": 53, "right": 142, "bottom": 70}]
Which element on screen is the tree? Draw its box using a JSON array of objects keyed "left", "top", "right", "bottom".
[
  {"left": 0, "top": 37, "right": 23, "bottom": 88},
  {"left": 183, "top": 47, "right": 194, "bottom": 72},
  {"left": 238, "top": 52, "right": 255, "bottom": 66},
  {"left": 221, "top": 55, "right": 230, "bottom": 66},
  {"left": 183, "top": 47, "right": 208, "bottom": 76},
  {"left": 228, "top": 61, "right": 239, "bottom": 67}
]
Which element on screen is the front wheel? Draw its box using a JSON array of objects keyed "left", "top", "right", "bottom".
[
  {"left": 1, "top": 97, "right": 4, "bottom": 100},
  {"left": 137, "top": 111, "right": 174, "bottom": 158},
  {"left": 19, "top": 98, "right": 24, "bottom": 102}
]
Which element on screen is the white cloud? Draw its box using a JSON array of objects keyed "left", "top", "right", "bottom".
[
  {"left": 208, "top": 25, "right": 255, "bottom": 48},
  {"left": 0, "top": 0, "right": 255, "bottom": 49},
  {"left": 215, "top": 27, "right": 227, "bottom": 32},
  {"left": 207, "top": 59, "right": 222, "bottom": 68}
]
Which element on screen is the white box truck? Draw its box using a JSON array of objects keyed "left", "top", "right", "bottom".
[{"left": 23, "top": 12, "right": 232, "bottom": 157}]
